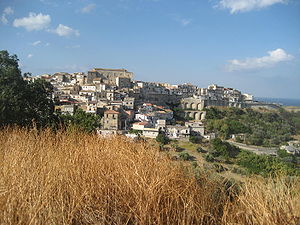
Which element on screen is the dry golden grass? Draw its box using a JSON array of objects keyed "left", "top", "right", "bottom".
[
  {"left": 223, "top": 177, "right": 300, "bottom": 225},
  {"left": 0, "top": 128, "right": 299, "bottom": 225}
]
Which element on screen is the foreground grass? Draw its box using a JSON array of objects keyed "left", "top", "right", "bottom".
[{"left": 0, "top": 128, "right": 299, "bottom": 225}]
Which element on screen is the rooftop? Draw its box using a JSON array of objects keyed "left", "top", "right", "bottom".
[
  {"left": 133, "top": 122, "right": 149, "bottom": 126},
  {"left": 104, "top": 110, "right": 120, "bottom": 114},
  {"left": 92, "top": 68, "right": 130, "bottom": 72}
]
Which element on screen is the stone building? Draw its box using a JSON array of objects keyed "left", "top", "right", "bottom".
[
  {"left": 102, "top": 110, "right": 121, "bottom": 130},
  {"left": 181, "top": 97, "right": 205, "bottom": 110},
  {"left": 87, "top": 68, "right": 133, "bottom": 86},
  {"left": 180, "top": 97, "right": 206, "bottom": 121},
  {"left": 116, "top": 77, "right": 132, "bottom": 89},
  {"left": 165, "top": 125, "right": 190, "bottom": 139}
]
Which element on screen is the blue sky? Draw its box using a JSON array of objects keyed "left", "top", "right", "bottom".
[{"left": 0, "top": 0, "right": 300, "bottom": 98}]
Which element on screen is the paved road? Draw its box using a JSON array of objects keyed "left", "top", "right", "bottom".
[{"left": 227, "top": 141, "right": 278, "bottom": 156}]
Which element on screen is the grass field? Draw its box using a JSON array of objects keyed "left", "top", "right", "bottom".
[{"left": 0, "top": 128, "right": 299, "bottom": 225}]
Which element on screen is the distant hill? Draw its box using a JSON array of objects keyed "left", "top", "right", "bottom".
[{"left": 256, "top": 97, "right": 300, "bottom": 107}]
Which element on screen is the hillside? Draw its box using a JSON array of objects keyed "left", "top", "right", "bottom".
[{"left": 0, "top": 128, "right": 299, "bottom": 225}]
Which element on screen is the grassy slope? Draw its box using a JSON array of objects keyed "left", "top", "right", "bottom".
[{"left": 0, "top": 128, "right": 299, "bottom": 225}]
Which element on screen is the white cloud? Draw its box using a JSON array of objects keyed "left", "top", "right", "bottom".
[
  {"left": 80, "top": 4, "right": 96, "bottom": 13},
  {"left": 179, "top": 18, "right": 191, "bottom": 26},
  {"left": 27, "top": 54, "right": 33, "bottom": 58},
  {"left": 217, "top": 0, "right": 287, "bottom": 13},
  {"left": 31, "top": 40, "right": 42, "bottom": 46},
  {"left": 50, "top": 24, "right": 80, "bottom": 37},
  {"left": 227, "top": 48, "right": 294, "bottom": 71},
  {"left": 4, "top": 7, "right": 14, "bottom": 15},
  {"left": 45, "top": 42, "right": 50, "bottom": 46},
  {"left": 13, "top": 13, "right": 51, "bottom": 31},
  {"left": 171, "top": 14, "right": 192, "bottom": 27},
  {"left": 1, "top": 15, "right": 8, "bottom": 24},
  {"left": 1, "top": 6, "right": 14, "bottom": 24}
]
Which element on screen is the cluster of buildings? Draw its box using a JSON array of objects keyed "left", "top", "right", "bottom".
[
  {"left": 25, "top": 67, "right": 271, "bottom": 140},
  {"left": 280, "top": 141, "right": 300, "bottom": 155}
]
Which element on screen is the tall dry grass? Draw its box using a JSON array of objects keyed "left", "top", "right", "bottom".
[{"left": 0, "top": 128, "right": 299, "bottom": 225}]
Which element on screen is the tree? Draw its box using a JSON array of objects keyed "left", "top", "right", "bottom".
[
  {"left": 60, "top": 108, "right": 101, "bottom": 133},
  {"left": 189, "top": 135, "right": 202, "bottom": 144},
  {"left": 210, "top": 138, "right": 240, "bottom": 159},
  {"left": 25, "top": 78, "right": 56, "bottom": 127},
  {"left": 0, "top": 50, "right": 56, "bottom": 128},
  {"left": 156, "top": 132, "right": 169, "bottom": 145},
  {"left": 0, "top": 50, "right": 28, "bottom": 126}
]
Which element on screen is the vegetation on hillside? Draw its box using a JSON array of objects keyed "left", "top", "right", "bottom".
[
  {"left": 205, "top": 107, "right": 300, "bottom": 146},
  {"left": 59, "top": 108, "right": 102, "bottom": 133},
  {"left": 205, "top": 138, "right": 300, "bottom": 176},
  {"left": 236, "top": 150, "right": 299, "bottom": 177},
  {"left": 0, "top": 128, "right": 299, "bottom": 225}
]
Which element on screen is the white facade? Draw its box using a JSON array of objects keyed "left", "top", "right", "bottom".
[{"left": 82, "top": 85, "right": 97, "bottom": 92}]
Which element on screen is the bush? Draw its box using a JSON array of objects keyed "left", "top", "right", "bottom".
[
  {"left": 60, "top": 108, "right": 101, "bottom": 133},
  {"left": 189, "top": 135, "right": 202, "bottom": 144},
  {"left": 277, "top": 149, "right": 290, "bottom": 158},
  {"left": 128, "top": 129, "right": 142, "bottom": 135},
  {"left": 205, "top": 154, "right": 215, "bottom": 162},
  {"left": 210, "top": 138, "right": 240, "bottom": 159},
  {"left": 178, "top": 152, "right": 192, "bottom": 161},
  {"left": 237, "top": 150, "right": 299, "bottom": 177},
  {"left": 156, "top": 132, "right": 170, "bottom": 145},
  {"left": 197, "top": 147, "right": 207, "bottom": 153}
]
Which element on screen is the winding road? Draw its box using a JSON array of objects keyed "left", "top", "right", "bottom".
[{"left": 227, "top": 141, "right": 278, "bottom": 156}]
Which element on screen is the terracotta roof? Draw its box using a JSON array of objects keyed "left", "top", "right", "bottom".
[
  {"left": 133, "top": 122, "right": 149, "bottom": 125},
  {"left": 104, "top": 110, "right": 120, "bottom": 114}
]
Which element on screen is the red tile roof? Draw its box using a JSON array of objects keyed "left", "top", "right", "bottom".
[{"left": 104, "top": 110, "right": 120, "bottom": 114}]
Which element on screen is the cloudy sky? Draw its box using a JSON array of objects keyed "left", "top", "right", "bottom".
[{"left": 1, "top": 0, "right": 300, "bottom": 98}]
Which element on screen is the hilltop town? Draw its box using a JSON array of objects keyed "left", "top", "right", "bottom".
[{"left": 24, "top": 68, "right": 280, "bottom": 140}]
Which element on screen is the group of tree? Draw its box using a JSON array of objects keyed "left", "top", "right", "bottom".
[
  {"left": 203, "top": 138, "right": 299, "bottom": 176},
  {"left": 0, "top": 50, "right": 100, "bottom": 132},
  {"left": 237, "top": 150, "right": 299, "bottom": 177},
  {"left": 204, "top": 107, "right": 299, "bottom": 147},
  {"left": 58, "top": 109, "right": 102, "bottom": 133},
  {"left": 0, "top": 50, "right": 56, "bottom": 128}
]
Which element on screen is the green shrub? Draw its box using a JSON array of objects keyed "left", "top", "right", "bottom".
[
  {"left": 205, "top": 154, "right": 215, "bottom": 162},
  {"left": 156, "top": 133, "right": 170, "bottom": 145},
  {"left": 197, "top": 147, "right": 207, "bottom": 153},
  {"left": 189, "top": 135, "right": 202, "bottom": 144},
  {"left": 237, "top": 150, "right": 299, "bottom": 177},
  {"left": 178, "top": 152, "right": 192, "bottom": 161}
]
